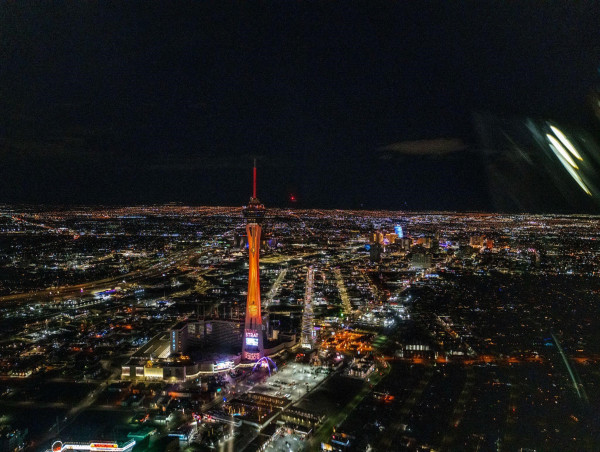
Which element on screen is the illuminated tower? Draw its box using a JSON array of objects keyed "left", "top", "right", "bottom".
[{"left": 242, "top": 161, "right": 266, "bottom": 361}]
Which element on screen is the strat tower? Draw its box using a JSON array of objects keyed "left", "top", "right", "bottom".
[{"left": 242, "top": 161, "right": 266, "bottom": 361}]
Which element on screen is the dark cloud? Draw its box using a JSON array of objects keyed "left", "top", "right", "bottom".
[{"left": 379, "top": 139, "right": 467, "bottom": 157}]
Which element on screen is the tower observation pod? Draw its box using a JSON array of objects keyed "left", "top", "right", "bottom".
[{"left": 242, "top": 160, "right": 266, "bottom": 361}]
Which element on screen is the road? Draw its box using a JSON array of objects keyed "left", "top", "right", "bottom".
[
  {"left": 264, "top": 268, "right": 287, "bottom": 308},
  {"left": 0, "top": 247, "right": 204, "bottom": 305},
  {"left": 334, "top": 268, "right": 353, "bottom": 315}
]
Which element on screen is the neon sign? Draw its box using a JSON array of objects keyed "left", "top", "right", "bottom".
[
  {"left": 245, "top": 329, "right": 259, "bottom": 347},
  {"left": 252, "top": 356, "right": 277, "bottom": 375},
  {"left": 50, "top": 441, "right": 135, "bottom": 452}
]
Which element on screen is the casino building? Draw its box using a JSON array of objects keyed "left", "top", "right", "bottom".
[{"left": 121, "top": 163, "right": 296, "bottom": 382}]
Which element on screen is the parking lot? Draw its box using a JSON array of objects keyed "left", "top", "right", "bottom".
[
  {"left": 263, "top": 428, "right": 306, "bottom": 452},
  {"left": 251, "top": 362, "right": 329, "bottom": 403}
]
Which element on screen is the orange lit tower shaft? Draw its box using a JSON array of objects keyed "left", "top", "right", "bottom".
[
  {"left": 242, "top": 160, "right": 266, "bottom": 361},
  {"left": 246, "top": 222, "right": 262, "bottom": 326}
]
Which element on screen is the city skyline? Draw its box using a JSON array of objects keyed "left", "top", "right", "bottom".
[{"left": 1, "top": 203, "right": 599, "bottom": 451}]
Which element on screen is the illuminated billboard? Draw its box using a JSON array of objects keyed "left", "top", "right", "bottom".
[
  {"left": 47, "top": 440, "right": 135, "bottom": 452},
  {"left": 245, "top": 329, "right": 259, "bottom": 347},
  {"left": 143, "top": 367, "right": 164, "bottom": 379},
  {"left": 214, "top": 360, "right": 234, "bottom": 371}
]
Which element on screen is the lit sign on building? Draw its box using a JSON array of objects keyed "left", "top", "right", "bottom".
[
  {"left": 143, "top": 367, "right": 164, "bottom": 379},
  {"left": 47, "top": 440, "right": 135, "bottom": 452},
  {"left": 245, "top": 330, "right": 259, "bottom": 347},
  {"left": 214, "top": 360, "right": 235, "bottom": 371}
]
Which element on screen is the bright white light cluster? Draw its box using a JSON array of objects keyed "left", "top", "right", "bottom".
[{"left": 546, "top": 123, "right": 591, "bottom": 196}]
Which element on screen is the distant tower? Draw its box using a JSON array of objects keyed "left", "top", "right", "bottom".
[
  {"left": 242, "top": 160, "right": 266, "bottom": 361},
  {"left": 301, "top": 266, "right": 316, "bottom": 350}
]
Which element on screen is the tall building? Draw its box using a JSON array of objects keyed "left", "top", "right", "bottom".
[
  {"left": 370, "top": 242, "right": 383, "bottom": 262},
  {"left": 371, "top": 231, "right": 384, "bottom": 244},
  {"left": 385, "top": 232, "right": 397, "bottom": 244},
  {"left": 394, "top": 225, "right": 403, "bottom": 239},
  {"left": 417, "top": 236, "right": 433, "bottom": 248},
  {"left": 398, "top": 238, "right": 412, "bottom": 251},
  {"left": 469, "top": 235, "right": 484, "bottom": 248},
  {"left": 242, "top": 161, "right": 266, "bottom": 361},
  {"left": 170, "top": 321, "right": 188, "bottom": 354},
  {"left": 301, "top": 266, "right": 316, "bottom": 350}
]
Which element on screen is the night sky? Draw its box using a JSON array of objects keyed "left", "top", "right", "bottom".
[{"left": 1, "top": 2, "right": 600, "bottom": 212}]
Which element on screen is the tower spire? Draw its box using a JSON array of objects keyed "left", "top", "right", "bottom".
[{"left": 253, "top": 158, "right": 257, "bottom": 199}]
